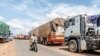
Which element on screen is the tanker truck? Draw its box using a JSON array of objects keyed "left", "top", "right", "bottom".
[
  {"left": 64, "top": 14, "right": 100, "bottom": 52},
  {"left": 31, "top": 18, "right": 64, "bottom": 45}
]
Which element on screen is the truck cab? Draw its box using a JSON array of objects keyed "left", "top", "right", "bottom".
[
  {"left": 97, "top": 16, "right": 100, "bottom": 37},
  {"left": 64, "top": 15, "right": 100, "bottom": 52}
]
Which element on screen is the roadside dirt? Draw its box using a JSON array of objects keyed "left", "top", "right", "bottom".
[{"left": 0, "top": 40, "right": 16, "bottom": 56}]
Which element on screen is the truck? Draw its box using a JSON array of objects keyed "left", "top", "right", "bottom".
[
  {"left": 64, "top": 14, "right": 100, "bottom": 52},
  {"left": 88, "top": 14, "right": 100, "bottom": 37},
  {"left": 31, "top": 18, "right": 64, "bottom": 45},
  {"left": 0, "top": 21, "right": 10, "bottom": 42},
  {"left": 90, "top": 14, "right": 100, "bottom": 37}
]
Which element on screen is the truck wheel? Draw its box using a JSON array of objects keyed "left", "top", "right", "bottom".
[
  {"left": 44, "top": 40, "right": 48, "bottom": 45},
  {"left": 68, "top": 40, "right": 78, "bottom": 52},
  {"left": 88, "top": 50, "right": 95, "bottom": 52},
  {"left": 43, "top": 41, "right": 45, "bottom": 45}
]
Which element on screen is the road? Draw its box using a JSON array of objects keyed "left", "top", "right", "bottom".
[
  {"left": 15, "top": 40, "right": 100, "bottom": 56},
  {"left": 15, "top": 40, "right": 66, "bottom": 56}
]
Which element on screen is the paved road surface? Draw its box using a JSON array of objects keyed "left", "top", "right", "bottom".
[
  {"left": 15, "top": 40, "right": 100, "bottom": 56},
  {"left": 15, "top": 40, "right": 66, "bottom": 56}
]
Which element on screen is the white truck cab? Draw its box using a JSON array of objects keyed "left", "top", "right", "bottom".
[{"left": 64, "top": 14, "right": 100, "bottom": 52}]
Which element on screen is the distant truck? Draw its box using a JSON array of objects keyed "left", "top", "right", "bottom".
[
  {"left": 15, "top": 34, "right": 25, "bottom": 39},
  {"left": 64, "top": 14, "right": 100, "bottom": 52},
  {"left": 0, "top": 21, "right": 10, "bottom": 42},
  {"left": 31, "top": 18, "right": 64, "bottom": 45}
]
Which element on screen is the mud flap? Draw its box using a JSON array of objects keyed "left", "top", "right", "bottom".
[{"left": 80, "top": 40, "right": 87, "bottom": 50}]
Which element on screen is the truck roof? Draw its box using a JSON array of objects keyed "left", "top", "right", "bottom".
[
  {"left": 32, "top": 18, "right": 64, "bottom": 30},
  {"left": 88, "top": 14, "right": 100, "bottom": 20},
  {"left": 88, "top": 14, "right": 100, "bottom": 27},
  {"left": 65, "top": 15, "right": 82, "bottom": 21}
]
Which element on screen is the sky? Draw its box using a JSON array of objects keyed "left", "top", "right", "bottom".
[{"left": 0, "top": 0, "right": 100, "bottom": 35}]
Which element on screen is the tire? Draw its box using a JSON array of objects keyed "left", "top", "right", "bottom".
[
  {"left": 43, "top": 40, "right": 45, "bottom": 45},
  {"left": 87, "top": 50, "right": 95, "bottom": 52},
  {"left": 41, "top": 40, "right": 44, "bottom": 45},
  {"left": 31, "top": 43, "right": 38, "bottom": 52},
  {"left": 35, "top": 44, "right": 38, "bottom": 52},
  {"left": 30, "top": 45, "right": 34, "bottom": 50},
  {"left": 40, "top": 41, "right": 42, "bottom": 44},
  {"left": 68, "top": 40, "right": 78, "bottom": 52},
  {"left": 44, "top": 40, "right": 48, "bottom": 46}
]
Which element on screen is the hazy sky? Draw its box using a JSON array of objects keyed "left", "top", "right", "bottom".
[{"left": 0, "top": 0, "right": 100, "bottom": 35}]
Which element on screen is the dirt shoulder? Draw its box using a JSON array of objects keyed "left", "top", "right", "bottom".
[{"left": 0, "top": 40, "right": 16, "bottom": 56}]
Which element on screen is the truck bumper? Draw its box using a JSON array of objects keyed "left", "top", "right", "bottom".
[
  {"left": 51, "top": 39, "right": 64, "bottom": 44},
  {"left": 86, "top": 39, "right": 100, "bottom": 50},
  {"left": 0, "top": 38, "right": 7, "bottom": 43}
]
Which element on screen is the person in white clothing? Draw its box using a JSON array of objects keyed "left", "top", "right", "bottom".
[
  {"left": 30, "top": 34, "right": 38, "bottom": 52},
  {"left": 30, "top": 34, "right": 37, "bottom": 44}
]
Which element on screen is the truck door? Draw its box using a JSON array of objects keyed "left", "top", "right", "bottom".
[{"left": 64, "top": 15, "right": 81, "bottom": 37}]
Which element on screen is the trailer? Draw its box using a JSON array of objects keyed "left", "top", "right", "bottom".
[
  {"left": 0, "top": 21, "right": 10, "bottom": 42},
  {"left": 64, "top": 14, "right": 100, "bottom": 52},
  {"left": 31, "top": 18, "right": 64, "bottom": 45}
]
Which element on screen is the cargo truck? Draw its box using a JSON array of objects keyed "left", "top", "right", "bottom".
[
  {"left": 64, "top": 14, "right": 100, "bottom": 52},
  {"left": 0, "top": 21, "right": 10, "bottom": 42},
  {"left": 31, "top": 18, "right": 64, "bottom": 45}
]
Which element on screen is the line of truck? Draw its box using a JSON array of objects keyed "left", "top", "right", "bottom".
[
  {"left": 15, "top": 34, "right": 30, "bottom": 40},
  {"left": 30, "top": 14, "right": 100, "bottom": 52}
]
